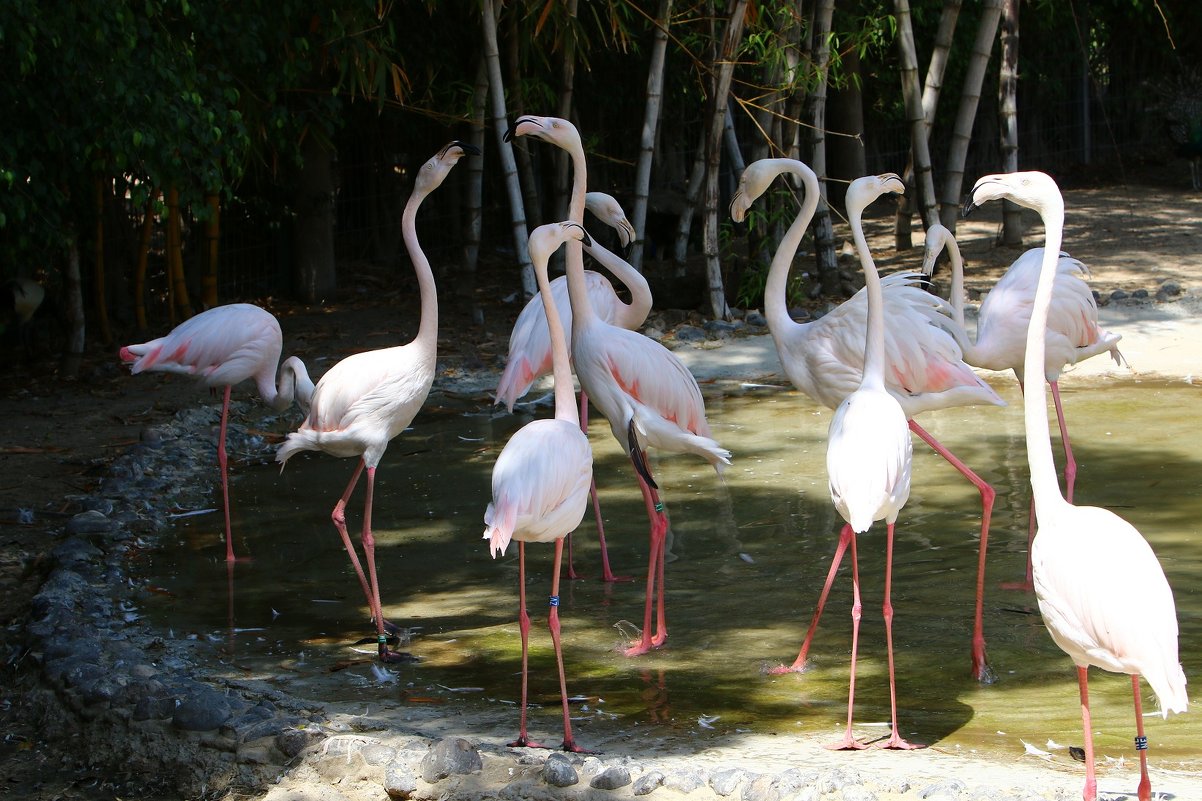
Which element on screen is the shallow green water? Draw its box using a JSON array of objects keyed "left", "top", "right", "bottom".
[{"left": 134, "top": 377, "right": 1202, "bottom": 769}]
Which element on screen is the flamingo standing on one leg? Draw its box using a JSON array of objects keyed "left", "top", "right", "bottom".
[
  {"left": 508, "top": 115, "right": 730, "bottom": 657},
  {"left": 824, "top": 174, "right": 921, "bottom": 751},
  {"left": 965, "top": 170, "right": 1186, "bottom": 801},
  {"left": 730, "top": 158, "right": 1003, "bottom": 682},
  {"left": 485, "top": 221, "right": 596, "bottom": 753},
  {"left": 276, "top": 140, "right": 479, "bottom": 662},
  {"left": 496, "top": 191, "right": 649, "bottom": 583},
  {"left": 120, "top": 303, "right": 314, "bottom": 562},
  {"left": 921, "top": 224, "right": 1123, "bottom": 589}
]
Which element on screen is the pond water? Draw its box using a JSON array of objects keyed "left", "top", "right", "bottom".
[{"left": 131, "top": 376, "right": 1202, "bottom": 770}]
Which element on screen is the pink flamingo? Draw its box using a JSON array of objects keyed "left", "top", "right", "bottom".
[
  {"left": 921, "top": 224, "right": 1123, "bottom": 589},
  {"left": 496, "top": 191, "right": 649, "bottom": 582},
  {"left": 484, "top": 221, "right": 596, "bottom": 753},
  {"left": 508, "top": 115, "right": 729, "bottom": 657},
  {"left": 730, "top": 158, "right": 1003, "bottom": 682},
  {"left": 824, "top": 173, "right": 920, "bottom": 750},
  {"left": 120, "top": 303, "right": 314, "bottom": 562},
  {"left": 966, "top": 170, "right": 1186, "bottom": 801},
  {"left": 276, "top": 141, "right": 478, "bottom": 662}
]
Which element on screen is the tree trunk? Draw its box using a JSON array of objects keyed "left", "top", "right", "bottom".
[
  {"left": 895, "top": 0, "right": 939, "bottom": 239},
  {"left": 293, "top": 136, "right": 337, "bottom": 304},
  {"left": 166, "top": 186, "right": 194, "bottom": 321},
  {"left": 134, "top": 191, "right": 157, "bottom": 331},
  {"left": 93, "top": 178, "right": 112, "bottom": 346},
  {"left": 461, "top": 57, "right": 488, "bottom": 324},
  {"left": 482, "top": 0, "right": 536, "bottom": 298},
  {"left": 505, "top": 11, "right": 542, "bottom": 230},
  {"left": 64, "top": 234, "right": 85, "bottom": 355},
  {"left": 827, "top": 47, "right": 866, "bottom": 207},
  {"left": 782, "top": 3, "right": 812, "bottom": 160},
  {"left": 203, "top": 192, "right": 220, "bottom": 308},
  {"left": 939, "top": 0, "right": 1003, "bottom": 230},
  {"left": 672, "top": 0, "right": 716, "bottom": 278},
  {"left": 999, "top": 0, "right": 1022, "bottom": 245},
  {"left": 630, "top": 0, "right": 672, "bottom": 273},
  {"left": 809, "top": 0, "right": 839, "bottom": 298},
  {"left": 701, "top": 0, "right": 748, "bottom": 320},
  {"left": 553, "top": 0, "right": 578, "bottom": 228}
]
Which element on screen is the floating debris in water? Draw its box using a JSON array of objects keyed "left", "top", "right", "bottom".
[
  {"left": 1020, "top": 740, "right": 1052, "bottom": 758},
  {"left": 167, "top": 508, "right": 218, "bottom": 519},
  {"left": 697, "top": 715, "right": 720, "bottom": 729}
]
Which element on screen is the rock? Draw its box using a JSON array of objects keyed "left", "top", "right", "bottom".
[
  {"left": 634, "top": 770, "right": 665, "bottom": 796},
  {"left": 744, "top": 310, "right": 767, "bottom": 327},
  {"left": 276, "top": 727, "right": 321, "bottom": 759},
  {"left": 740, "top": 774, "right": 779, "bottom": 801},
  {"left": 543, "top": 753, "right": 579, "bottom": 787},
  {"left": 66, "top": 510, "right": 116, "bottom": 535},
  {"left": 918, "top": 778, "right": 967, "bottom": 799},
  {"left": 173, "top": 688, "right": 232, "bottom": 731},
  {"left": 709, "top": 768, "right": 745, "bottom": 797},
  {"left": 819, "top": 767, "right": 864, "bottom": 794},
  {"left": 590, "top": 766, "right": 632, "bottom": 790},
  {"left": 703, "top": 320, "right": 742, "bottom": 339},
  {"left": 1132, "top": 288, "right": 1149, "bottom": 299},
  {"left": 674, "top": 324, "right": 707, "bottom": 343},
  {"left": 841, "top": 785, "right": 879, "bottom": 801},
  {"left": 1159, "top": 280, "right": 1183, "bottom": 296},
  {"left": 384, "top": 758, "right": 418, "bottom": 799},
  {"left": 1109, "top": 289, "right": 1129, "bottom": 302},
  {"left": 419, "top": 737, "right": 482, "bottom": 782},
  {"left": 664, "top": 768, "right": 706, "bottom": 793}
]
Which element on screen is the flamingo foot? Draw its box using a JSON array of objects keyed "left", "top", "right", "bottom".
[
  {"left": 971, "top": 645, "right": 997, "bottom": 685},
  {"left": 875, "top": 733, "right": 925, "bottom": 750},
  {"left": 600, "top": 570, "right": 634, "bottom": 584},
  {"left": 998, "top": 579, "right": 1034, "bottom": 592},
  {"left": 624, "top": 638, "right": 654, "bottom": 658},
  {"left": 824, "top": 735, "right": 867, "bottom": 751},
  {"left": 561, "top": 739, "right": 598, "bottom": 754},
  {"left": 507, "top": 736, "right": 547, "bottom": 749},
  {"left": 766, "top": 660, "right": 810, "bottom": 676},
  {"left": 378, "top": 646, "right": 419, "bottom": 664},
  {"left": 650, "top": 630, "right": 667, "bottom": 649}
]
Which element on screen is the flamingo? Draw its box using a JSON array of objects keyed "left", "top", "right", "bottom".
[
  {"left": 120, "top": 302, "right": 314, "bottom": 562},
  {"left": 496, "top": 191, "right": 649, "bottom": 583},
  {"left": 484, "top": 220, "right": 595, "bottom": 753},
  {"left": 823, "top": 173, "right": 920, "bottom": 751},
  {"left": 508, "top": 115, "right": 730, "bottom": 657},
  {"left": 730, "top": 158, "right": 1003, "bottom": 682},
  {"left": 276, "top": 140, "right": 479, "bottom": 662},
  {"left": 965, "top": 170, "right": 1186, "bottom": 801},
  {"left": 921, "top": 224, "right": 1123, "bottom": 589}
]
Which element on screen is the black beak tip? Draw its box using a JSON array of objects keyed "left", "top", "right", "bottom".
[
  {"left": 454, "top": 140, "right": 482, "bottom": 156},
  {"left": 961, "top": 196, "right": 978, "bottom": 218}
]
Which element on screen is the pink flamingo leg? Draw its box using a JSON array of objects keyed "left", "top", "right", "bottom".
[
  {"left": 624, "top": 468, "right": 668, "bottom": 657},
  {"left": 1049, "top": 381, "right": 1077, "bottom": 502},
  {"left": 827, "top": 531, "right": 866, "bottom": 751},
  {"left": 769, "top": 524, "right": 853, "bottom": 674},
  {"left": 908, "top": 420, "right": 995, "bottom": 683},
  {"left": 331, "top": 460, "right": 377, "bottom": 614},
  {"left": 359, "top": 467, "right": 406, "bottom": 662},
  {"left": 217, "top": 386, "right": 237, "bottom": 562},
  {"left": 1132, "top": 675, "right": 1152, "bottom": 801},
  {"left": 569, "top": 392, "right": 626, "bottom": 583},
  {"left": 509, "top": 542, "right": 545, "bottom": 749},
  {"left": 879, "top": 522, "right": 924, "bottom": 750},
  {"left": 547, "top": 538, "right": 595, "bottom": 753},
  {"left": 1078, "top": 666, "right": 1098, "bottom": 801}
]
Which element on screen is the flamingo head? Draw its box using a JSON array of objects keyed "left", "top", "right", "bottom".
[
  {"left": 528, "top": 221, "right": 592, "bottom": 270},
  {"left": 845, "top": 173, "right": 905, "bottom": 223},
  {"left": 413, "top": 140, "right": 480, "bottom": 196},
  {"left": 584, "top": 192, "right": 635, "bottom": 248},
  {"left": 504, "top": 115, "right": 581, "bottom": 152},
  {"left": 963, "top": 170, "right": 1064, "bottom": 219},
  {"left": 920, "top": 222, "right": 955, "bottom": 277}
]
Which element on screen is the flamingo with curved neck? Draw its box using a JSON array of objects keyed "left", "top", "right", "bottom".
[{"left": 965, "top": 171, "right": 1186, "bottom": 801}]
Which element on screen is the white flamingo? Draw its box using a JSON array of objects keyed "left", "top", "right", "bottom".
[
  {"left": 276, "top": 141, "right": 478, "bottom": 661},
  {"left": 120, "top": 303, "right": 313, "bottom": 562},
  {"left": 730, "top": 158, "right": 1003, "bottom": 682},
  {"left": 965, "top": 170, "right": 1186, "bottom": 801},
  {"left": 509, "top": 115, "right": 729, "bottom": 657},
  {"left": 921, "top": 223, "right": 1123, "bottom": 588},
  {"left": 484, "top": 221, "right": 595, "bottom": 753}
]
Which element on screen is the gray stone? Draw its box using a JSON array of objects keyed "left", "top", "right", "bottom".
[
  {"left": 664, "top": 768, "right": 706, "bottom": 793},
  {"left": 1132, "top": 288, "right": 1149, "bottom": 299},
  {"left": 634, "top": 770, "right": 665, "bottom": 796},
  {"left": 173, "top": 688, "right": 232, "bottom": 731},
  {"left": 543, "top": 753, "right": 579, "bottom": 787},
  {"left": 419, "top": 736, "right": 482, "bottom": 782},
  {"left": 359, "top": 743, "right": 396, "bottom": 766},
  {"left": 918, "top": 778, "right": 967, "bottom": 799},
  {"left": 674, "top": 325, "right": 707, "bottom": 342},
  {"left": 709, "top": 768, "right": 745, "bottom": 797},
  {"left": 590, "top": 766, "right": 632, "bottom": 790},
  {"left": 51, "top": 537, "right": 103, "bottom": 568},
  {"left": 841, "top": 785, "right": 879, "bottom": 801},
  {"left": 67, "top": 510, "right": 117, "bottom": 535},
  {"left": 740, "top": 773, "right": 778, "bottom": 801},
  {"left": 703, "top": 320, "right": 742, "bottom": 339},
  {"left": 1109, "top": 289, "right": 1129, "bottom": 302},
  {"left": 819, "top": 767, "right": 864, "bottom": 794},
  {"left": 745, "top": 310, "right": 768, "bottom": 327},
  {"left": 276, "top": 727, "right": 321, "bottom": 759},
  {"left": 384, "top": 759, "right": 418, "bottom": 799}
]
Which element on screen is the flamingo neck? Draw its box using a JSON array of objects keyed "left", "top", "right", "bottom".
[
  {"left": 535, "top": 257, "right": 577, "bottom": 423},
  {"left": 561, "top": 138, "right": 597, "bottom": 332},
  {"left": 267, "top": 356, "right": 314, "bottom": 411},
  {"left": 402, "top": 189, "right": 439, "bottom": 356},
  {"left": 849, "top": 207, "right": 886, "bottom": 390},
  {"left": 1025, "top": 202, "right": 1068, "bottom": 511},
  {"left": 763, "top": 160, "right": 820, "bottom": 342},
  {"left": 586, "top": 240, "right": 652, "bottom": 328}
]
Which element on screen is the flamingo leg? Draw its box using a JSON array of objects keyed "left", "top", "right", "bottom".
[
  {"left": 827, "top": 530, "right": 866, "bottom": 751},
  {"left": 770, "top": 524, "right": 853, "bottom": 675},
  {"left": 547, "top": 538, "right": 595, "bottom": 753},
  {"left": 1049, "top": 381, "right": 1077, "bottom": 502},
  {"left": 624, "top": 465, "right": 668, "bottom": 657},
  {"left": 908, "top": 420, "right": 995, "bottom": 683},
  {"left": 217, "top": 385, "right": 237, "bottom": 562},
  {"left": 1132, "top": 675, "right": 1152, "bottom": 801},
  {"left": 1078, "top": 666, "right": 1098, "bottom": 801},
  {"left": 878, "top": 522, "right": 924, "bottom": 750},
  {"left": 574, "top": 391, "right": 626, "bottom": 583},
  {"left": 359, "top": 466, "right": 406, "bottom": 663},
  {"left": 331, "top": 460, "right": 377, "bottom": 615},
  {"left": 509, "top": 542, "right": 545, "bottom": 749}
]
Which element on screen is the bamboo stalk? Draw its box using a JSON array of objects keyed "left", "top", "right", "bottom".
[
  {"left": 93, "top": 178, "right": 112, "bottom": 345},
  {"left": 203, "top": 192, "right": 220, "bottom": 308},
  {"left": 134, "top": 189, "right": 157, "bottom": 331},
  {"left": 166, "top": 186, "right": 193, "bottom": 321}
]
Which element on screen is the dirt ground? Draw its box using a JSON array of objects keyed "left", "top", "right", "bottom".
[{"left": 0, "top": 174, "right": 1198, "bottom": 798}]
